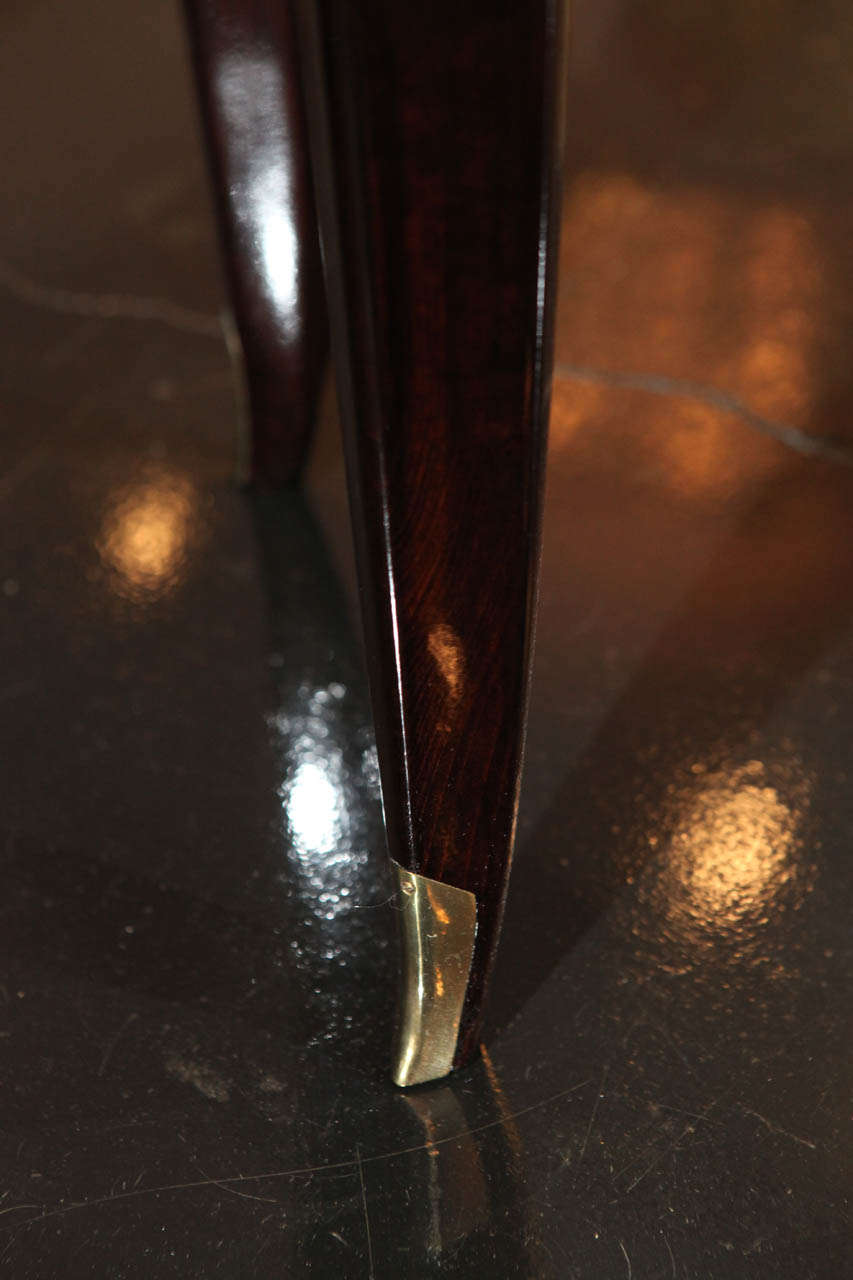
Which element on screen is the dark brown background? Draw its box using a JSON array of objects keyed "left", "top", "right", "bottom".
[{"left": 0, "top": 0, "right": 850, "bottom": 1275}]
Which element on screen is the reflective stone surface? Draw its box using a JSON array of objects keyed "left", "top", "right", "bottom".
[{"left": 0, "top": 1, "right": 851, "bottom": 1275}]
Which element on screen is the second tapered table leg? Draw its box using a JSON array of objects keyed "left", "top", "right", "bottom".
[
  {"left": 184, "top": 0, "right": 328, "bottom": 488},
  {"left": 297, "top": 1, "right": 569, "bottom": 1083}
]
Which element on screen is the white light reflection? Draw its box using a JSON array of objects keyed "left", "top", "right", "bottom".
[
  {"left": 256, "top": 174, "right": 298, "bottom": 320},
  {"left": 217, "top": 51, "right": 299, "bottom": 327},
  {"left": 285, "top": 760, "right": 340, "bottom": 855},
  {"left": 270, "top": 683, "right": 370, "bottom": 922}
]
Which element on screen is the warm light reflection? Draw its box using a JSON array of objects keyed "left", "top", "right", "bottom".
[
  {"left": 553, "top": 172, "right": 824, "bottom": 498},
  {"left": 547, "top": 380, "right": 604, "bottom": 446},
  {"left": 403, "top": 1086, "right": 489, "bottom": 1255},
  {"left": 664, "top": 761, "right": 808, "bottom": 930},
  {"left": 657, "top": 400, "right": 740, "bottom": 499},
  {"left": 737, "top": 208, "right": 820, "bottom": 422},
  {"left": 401, "top": 1052, "right": 527, "bottom": 1259},
  {"left": 480, "top": 1046, "right": 524, "bottom": 1164},
  {"left": 98, "top": 473, "right": 194, "bottom": 600},
  {"left": 428, "top": 623, "right": 465, "bottom": 710}
]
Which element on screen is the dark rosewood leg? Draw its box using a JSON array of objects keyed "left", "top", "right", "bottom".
[
  {"left": 296, "top": 1, "right": 569, "bottom": 1083},
  {"left": 184, "top": 0, "right": 327, "bottom": 487}
]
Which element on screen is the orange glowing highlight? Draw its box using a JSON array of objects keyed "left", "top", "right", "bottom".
[
  {"left": 664, "top": 761, "right": 810, "bottom": 931},
  {"left": 98, "top": 472, "right": 195, "bottom": 601},
  {"left": 428, "top": 624, "right": 465, "bottom": 706}
]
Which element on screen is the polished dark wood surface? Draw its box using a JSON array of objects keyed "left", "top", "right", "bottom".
[
  {"left": 184, "top": 0, "right": 327, "bottom": 486},
  {"left": 296, "top": 0, "right": 569, "bottom": 1063}
]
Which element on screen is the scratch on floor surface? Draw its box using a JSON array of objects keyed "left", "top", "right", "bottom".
[
  {"left": 355, "top": 1146, "right": 375, "bottom": 1280},
  {"left": 189, "top": 1158, "right": 278, "bottom": 1206},
  {"left": 555, "top": 362, "right": 853, "bottom": 467},
  {"left": 741, "top": 1108, "right": 817, "bottom": 1150},
  {"left": 615, "top": 1095, "right": 720, "bottom": 1195},
  {"left": 663, "top": 1231, "right": 677, "bottom": 1279},
  {"left": 0, "top": 1078, "right": 591, "bottom": 1235},
  {"left": 623, "top": 1119, "right": 696, "bottom": 1194},
  {"left": 618, "top": 1238, "right": 632, "bottom": 1279},
  {"left": 97, "top": 1013, "right": 138, "bottom": 1078},
  {"left": 576, "top": 1066, "right": 608, "bottom": 1171},
  {"left": 0, "top": 259, "right": 221, "bottom": 339}
]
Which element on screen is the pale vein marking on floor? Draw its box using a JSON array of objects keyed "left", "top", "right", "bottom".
[
  {"left": 0, "top": 259, "right": 221, "bottom": 339},
  {"left": 555, "top": 362, "right": 853, "bottom": 467}
]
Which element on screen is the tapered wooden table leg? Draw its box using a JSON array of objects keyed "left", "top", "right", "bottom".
[
  {"left": 296, "top": 0, "right": 569, "bottom": 1082},
  {"left": 184, "top": 0, "right": 328, "bottom": 487}
]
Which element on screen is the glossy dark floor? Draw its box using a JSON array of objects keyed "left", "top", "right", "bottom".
[{"left": 1, "top": 2, "right": 851, "bottom": 1276}]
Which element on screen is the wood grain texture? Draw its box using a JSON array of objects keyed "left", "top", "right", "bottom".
[
  {"left": 296, "top": 0, "right": 569, "bottom": 1063},
  {"left": 184, "top": 0, "right": 328, "bottom": 486}
]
